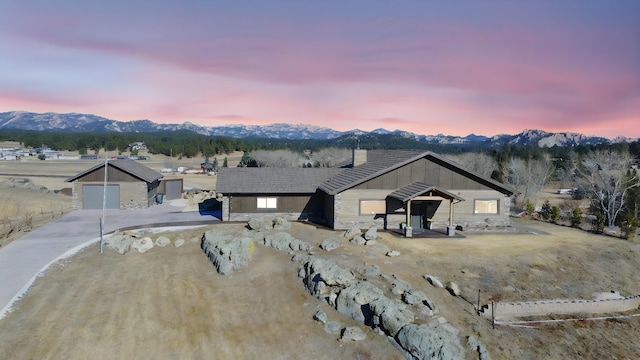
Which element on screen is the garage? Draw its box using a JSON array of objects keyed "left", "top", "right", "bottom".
[{"left": 82, "top": 184, "right": 120, "bottom": 209}]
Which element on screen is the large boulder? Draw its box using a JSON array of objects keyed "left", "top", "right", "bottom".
[
  {"left": 132, "top": 237, "right": 154, "bottom": 253},
  {"left": 446, "top": 282, "right": 461, "bottom": 297},
  {"left": 468, "top": 335, "right": 491, "bottom": 360},
  {"left": 201, "top": 230, "right": 254, "bottom": 275},
  {"left": 350, "top": 236, "right": 366, "bottom": 245},
  {"left": 343, "top": 226, "right": 361, "bottom": 240},
  {"left": 369, "top": 296, "right": 415, "bottom": 336},
  {"left": 424, "top": 275, "right": 444, "bottom": 288},
  {"left": 396, "top": 323, "right": 464, "bottom": 360},
  {"left": 154, "top": 236, "right": 171, "bottom": 247},
  {"left": 273, "top": 217, "right": 291, "bottom": 230},
  {"left": 364, "top": 227, "right": 378, "bottom": 241},
  {"left": 106, "top": 234, "right": 134, "bottom": 255},
  {"left": 264, "top": 232, "right": 310, "bottom": 252},
  {"left": 319, "top": 237, "right": 341, "bottom": 251},
  {"left": 302, "top": 257, "right": 357, "bottom": 299},
  {"left": 341, "top": 326, "right": 367, "bottom": 341},
  {"left": 248, "top": 218, "right": 274, "bottom": 231},
  {"left": 336, "top": 281, "right": 385, "bottom": 323}
]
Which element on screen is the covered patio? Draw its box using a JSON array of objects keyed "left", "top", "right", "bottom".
[{"left": 386, "top": 182, "right": 464, "bottom": 237}]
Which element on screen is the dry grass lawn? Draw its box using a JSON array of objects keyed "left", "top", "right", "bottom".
[{"left": 1, "top": 220, "right": 640, "bottom": 359}]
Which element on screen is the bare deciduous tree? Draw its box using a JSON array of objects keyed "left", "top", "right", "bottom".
[
  {"left": 249, "top": 150, "right": 305, "bottom": 168},
  {"left": 449, "top": 152, "right": 497, "bottom": 178},
  {"left": 508, "top": 155, "right": 556, "bottom": 208},
  {"left": 576, "top": 150, "right": 640, "bottom": 227},
  {"left": 311, "top": 148, "right": 351, "bottom": 168}
]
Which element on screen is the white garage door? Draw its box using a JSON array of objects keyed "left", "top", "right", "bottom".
[{"left": 83, "top": 184, "right": 120, "bottom": 209}]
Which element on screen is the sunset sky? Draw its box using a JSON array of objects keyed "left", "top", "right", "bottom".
[{"left": 1, "top": 1, "right": 638, "bottom": 138}]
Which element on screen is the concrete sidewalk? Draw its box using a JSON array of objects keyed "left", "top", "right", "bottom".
[{"left": 0, "top": 201, "right": 218, "bottom": 318}]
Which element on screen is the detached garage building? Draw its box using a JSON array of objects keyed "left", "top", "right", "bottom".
[{"left": 66, "top": 159, "right": 163, "bottom": 210}]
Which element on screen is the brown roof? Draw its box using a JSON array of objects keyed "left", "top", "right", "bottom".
[
  {"left": 65, "top": 159, "right": 162, "bottom": 183},
  {"left": 318, "top": 150, "right": 516, "bottom": 196},
  {"left": 386, "top": 182, "right": 464, "bottom": 203},
  {"left": 216, "top": 167, "right": 341, "bottom": 194}
]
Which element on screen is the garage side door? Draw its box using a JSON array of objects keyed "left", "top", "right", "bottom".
[
  {"left": 83, "top": 184, "right": 120, "bottom": 209},
  {"left": 164, "top": 179, "right": 183, "bottom": 200}
]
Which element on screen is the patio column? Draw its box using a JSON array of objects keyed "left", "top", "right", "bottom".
[
  {"left": 449, "top": 199, "right": 454, "bottom": 226},
  {"left": 406, "top": 199, "right": 411, "bottom": 227}
]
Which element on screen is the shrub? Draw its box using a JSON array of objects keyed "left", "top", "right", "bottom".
[
  {"left": 540, "top": 200, "right": 551, "bottom": 221},
  {"left": 570, "top": 208, "right": 582, "bottom": 228},
  {"left": 37, "top": 153, "right": 46, "bottom": 161},
  {"left": 525, "top": 199, "right": 535, "bottom": 218},
  {"left": 621, "top": 215, "right": 638, "bottom": 241},
  {"left": 594, "top": 212, "right": 606, "bottom": 233},
  {"left": 550, "top": 206, "right": 560, "bottom": 223}
]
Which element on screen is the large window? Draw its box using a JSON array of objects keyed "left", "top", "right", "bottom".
[
  {"left": 474, "top": 199, "right": 499, "bottom": 214},
  {"left": 257, "top": 197, "right": 277, "bottom": 209},
  {"left": 359, "top": 200, "right": 386, "bottom": 215}
]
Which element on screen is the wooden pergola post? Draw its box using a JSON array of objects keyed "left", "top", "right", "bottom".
[{"left": 406, "top": 199, "right": 412, "bottom": 227}]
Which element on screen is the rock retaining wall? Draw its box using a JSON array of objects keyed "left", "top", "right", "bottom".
[{"left": 483, "top": 295, "right": 640, "bottom": 320}]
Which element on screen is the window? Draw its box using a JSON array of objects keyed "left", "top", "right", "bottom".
[
  {"left": 474, "top": 199, "right": 498, "bottom": 214},
  {"left": 359, "top": 200, "right": 386, "bottom": 215},
  {"left": 257, "top": 197, "right": 277, "bottom": 209}
]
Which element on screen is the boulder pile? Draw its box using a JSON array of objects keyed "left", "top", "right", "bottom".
[{"left": 200, "top": 229, "right": 254, "bottom": 275}]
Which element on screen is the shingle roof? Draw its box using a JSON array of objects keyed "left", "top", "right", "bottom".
[
  {"left": 65, "top": 159, "right": 163, "bottom": 183},
  {"left": 387, "top": 182, "right": 464, "bottom": 203},
  {"left": 216, "top": 167, "right": 341, "bottom": 194},
  {"left": 318, "top": 150, "right": 516, "bottom": 196}
]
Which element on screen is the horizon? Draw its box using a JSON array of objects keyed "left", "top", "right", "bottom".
[{"left": 1, "top": 1, "right": 639, "bottom": 138}]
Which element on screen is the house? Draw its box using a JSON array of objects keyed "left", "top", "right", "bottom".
[
  {"left": 216, "top": 149, "right": 516, "bottom": 234},
  {"left": 65, "top": 159, "right": 163, "bottom": 210}
]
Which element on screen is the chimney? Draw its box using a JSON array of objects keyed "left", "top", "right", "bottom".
[{"left": 352, "top": 148, "right": 367, "bottom": 167}]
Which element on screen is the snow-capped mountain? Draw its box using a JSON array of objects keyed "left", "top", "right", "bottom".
[{"left": 0, "top": 111, "right": 627, "bottom": 146}]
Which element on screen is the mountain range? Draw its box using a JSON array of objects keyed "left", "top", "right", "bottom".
[{"left": 0, "top": 111, "right": 633, "bottom": 147}]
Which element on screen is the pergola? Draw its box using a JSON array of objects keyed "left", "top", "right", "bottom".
[{"left": 386, "top": 181, "right": 464, "bottom": 236}]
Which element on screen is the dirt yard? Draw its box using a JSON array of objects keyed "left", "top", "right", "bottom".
[{"left": 1, "top": 219, "right": 640, "bottom": 359}]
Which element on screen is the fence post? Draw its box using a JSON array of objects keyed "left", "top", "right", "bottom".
[
  {"left": 477, "top": 289, "right": 481, "bottom": 315},
  {"left": 492, "top": 301, "right": 495, "bottom": 329}
]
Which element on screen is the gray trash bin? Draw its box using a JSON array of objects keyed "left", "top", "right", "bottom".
[{"left": 155, "top": 193, "right": 164, "bottom": 204}]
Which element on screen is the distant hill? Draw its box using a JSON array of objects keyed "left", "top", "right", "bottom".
[{"left": 0, "top": 111, "right": 631, "bottom": 147}]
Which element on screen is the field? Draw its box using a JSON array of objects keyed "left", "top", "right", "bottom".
[{"left": 1, "top": 141, "right": 640, "bottom": 359}]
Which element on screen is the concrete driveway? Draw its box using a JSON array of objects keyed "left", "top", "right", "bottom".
[{"left": 0, "top": 201, "right": 218, "bottom": 318}]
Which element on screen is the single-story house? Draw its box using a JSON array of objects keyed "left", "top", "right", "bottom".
[
  {"left": 216, "top": 149, "right": 516, "bottom": 233},
  {"left": 66, "top": 159, "right": 163, "bottom": 210}
]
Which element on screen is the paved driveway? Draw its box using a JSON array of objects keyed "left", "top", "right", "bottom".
[{"left": 0, "top": 202, "right": 218, "bottom": 318}]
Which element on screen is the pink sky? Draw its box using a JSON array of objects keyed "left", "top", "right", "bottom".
[{"left": 0, "top": 1, "right": 638, "bottom": 139}]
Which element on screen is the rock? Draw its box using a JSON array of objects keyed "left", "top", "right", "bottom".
[
  {"left": 357, "top": 264, "right": 381, "bottom": 277},
  {"left": 154, "top": 236, "right": 171, "bottom": 247},
  {"left": 248, "top": 218, "right": 274, "bottom": 231},
  {"left": 336, "top": 281, "right": 385, "bottom": 323},
  {"left": 174, "top": 238, "right": 185, "bottom": 248},
  {"left": 386, "top": 250, "right": 400, "bottom": 257},
  {"left": 320, "top": 237, "right": 341, "bottom": 251},
  {"left": 302, "top": 257, "right": 357, "bottom": 298},
  {"left": 273, "top": 217, "right": 291, "bottom": 230},
  {"left": 349, "top": 236, "right": 366, "bottom": 245},
  {"left": 264, "top": 232, "right": 310, "bottom": 252},
  {"left": 343, "top": 226, "right": 361, "bottom": 240},
  {"left": 364, "top": 227, "right": 378, "bottom": 240},
  {"left": 365, "top": 240, "right": 378, "bottom": 246},
  {"left": 106, "top": 234, "right": 133, "bottom": 255},
  {"left": 424, "top": 275, "right": 444, "bottom": 288},
  {"left": 369, "top": 296, "right": 414, "bottom": 336},
  {"left": 468, "top": 335, "right": 491, "bottom": 360},
  {"left": 189, "top": 236, "right": 200, "bottom": 243},
  {"left": 446, "top": 282, "right": 461, "bottom": 296},
  {"left": 396, "top": 323, "right": 464, "bottom": 360},
  {"left": 201, "top": 229, "right": 254, "bottom": 275},
  {"left": 313, "top": 310, "right": 327, "bottom": 324},
  {"left": 132, "top": 236, "right": 154, "bottom": 253},
  {"left": 391, "top": 278, "right": 413, "bottom": 296},
  {"left": 341, "top": 326, "right": 367, "bottom": 341},
  {"left": 324, "top": 321, "right": 341, "bottom": 334},
  {"left": 402, "top": 288, "right": 429, "bottom": 306}
]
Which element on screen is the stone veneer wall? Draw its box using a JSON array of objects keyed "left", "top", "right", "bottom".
[{"left": 482, "top": 295, "right": 640, "bottom": 321}]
